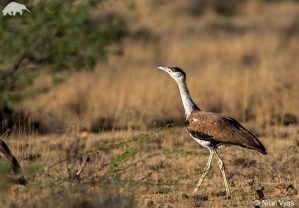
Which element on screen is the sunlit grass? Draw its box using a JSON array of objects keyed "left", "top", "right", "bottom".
[{"left": 1, "top": 0, "right": 298, "bottom": 207}]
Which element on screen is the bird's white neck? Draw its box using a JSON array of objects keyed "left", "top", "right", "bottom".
[{"left": 176, "top": 79, "right": 199, "bottom": 118}]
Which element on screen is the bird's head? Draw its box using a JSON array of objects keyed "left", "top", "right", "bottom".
[{"left": 157, "top": 66, "right": 186, "bottom": 82}]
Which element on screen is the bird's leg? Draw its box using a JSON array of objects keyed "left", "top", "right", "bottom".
[
  {"left": 192, "top": 149, "right": 214, "bottom": 194},
  {"left": 215, "top": 151, "right": 231, "bottom": 197}
]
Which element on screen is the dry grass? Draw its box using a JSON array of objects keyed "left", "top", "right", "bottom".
[
  {"left": 19, "top": 0, "right": 299, "bottom": 132},
  {"left": 0, "top": 125, "right": 298, "bottom": 207},
  {"left": 2, "top": 0, "right": 299, "bottom": 207}
]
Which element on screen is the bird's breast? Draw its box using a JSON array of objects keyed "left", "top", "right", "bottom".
[
  {"left": 188, "top": 133, "right": 214, "bottom": 148},
  {"left": 187, "top": 130, "right": 224, "bottom": 149}
]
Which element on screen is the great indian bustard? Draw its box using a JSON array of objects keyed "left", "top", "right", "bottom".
[{"left": 157, "top": 66, "right": 267, "bottom": 197}]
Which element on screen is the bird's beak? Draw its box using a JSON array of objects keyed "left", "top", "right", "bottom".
[{"left": 157, "top": 66, "right": 170, "bottom": 73}]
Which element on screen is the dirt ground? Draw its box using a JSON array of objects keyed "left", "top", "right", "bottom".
[{"left": 0, "top": 124, "right": 298, "bottom": 207}]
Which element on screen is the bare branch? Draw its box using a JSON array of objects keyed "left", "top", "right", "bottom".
[{"left": 1, "top": 38, "right": 45, "bottom": 82}]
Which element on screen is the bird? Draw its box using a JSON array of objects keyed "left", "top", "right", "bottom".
[{"left": 157, "top": 66, "right": 267, "bottom": 197}]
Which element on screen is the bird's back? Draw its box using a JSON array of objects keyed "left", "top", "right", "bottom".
[{"left": 187, "top": 111, "right": 267, "bottom": 154}]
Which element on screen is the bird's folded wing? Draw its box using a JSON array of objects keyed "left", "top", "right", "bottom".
[{"left": 187, "top": 111, "right": 267, "bottom": 154}]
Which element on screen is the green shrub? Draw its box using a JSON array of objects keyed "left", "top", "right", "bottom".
[{"left": 0, "top": 0, "right": 127, "bottom": 107}]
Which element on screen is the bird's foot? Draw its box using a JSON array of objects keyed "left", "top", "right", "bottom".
[
  {"left": 192, "top": 187, "right": 199, "bottom": 194},
  {"left": 225, "top": 191, "right": 231, "bottom": 199}
]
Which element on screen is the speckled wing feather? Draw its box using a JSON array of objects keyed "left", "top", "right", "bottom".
[{"left": 187, "top": 111, "right": 267, "bottom": 154}]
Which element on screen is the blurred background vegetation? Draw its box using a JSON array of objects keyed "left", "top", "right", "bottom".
[
  {"left": 0, "top": 0, "right": 126, "bottom": 106},
  {"left": 0, "top": 0, "right": 127, "bottom": 133},
  {"left": 0, "top": 0, "right": 298, "bottom": 134}
]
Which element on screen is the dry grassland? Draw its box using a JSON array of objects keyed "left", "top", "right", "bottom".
[
  {"left": 1, "top": 0, "right": 299, "bottom": 207},
  {"left": 0, "top": 125, "right": 298, "bottom": 207},
  {"left": 21, "top": 0, "right": 299, "bottom": 132}
]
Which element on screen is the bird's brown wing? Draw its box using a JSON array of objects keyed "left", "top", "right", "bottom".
[{"left": 187, "top": 111, "right": 267, "bottom": 154}]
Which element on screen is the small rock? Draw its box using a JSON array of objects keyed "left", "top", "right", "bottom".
[
  {"left": 256, "top": 187, "right": 264, "bottom": 200},
  {"left": 286, "top": 184, "right": 298, "bottom": 196}
]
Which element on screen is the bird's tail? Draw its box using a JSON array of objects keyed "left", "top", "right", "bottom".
[
  {"left": 256, "top": 142, "right": 267, "bottom": 154},
  {"left": 237, "top": 121, "right": 267, "bottom": 155}
]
